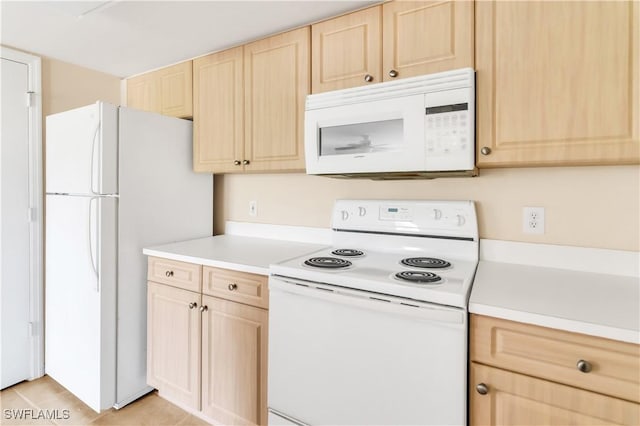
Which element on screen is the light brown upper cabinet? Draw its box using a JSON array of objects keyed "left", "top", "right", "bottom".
[
  {"left": 476, "top": 1, "right": 639, "bottom": 167},
  {"left": 127, "top": 72, "right": 159, "bottom": 114},
  {"left": 312, "top": 6, "right": 382, "bottom": 92},
  {"left": 244, "top": 27, "right": 309, "bottom": 172},
  {"left": 126, "top": 61, "right": 193, "bottom": 119},
  {"left": 193, "top": 47, "right": 244, "bottom": 173},
  {"left": 311, "top": 1, "right": 474, "bottom": 93},
  {"left": 194, "top": 28, "right": 309, "bottom": 173}
]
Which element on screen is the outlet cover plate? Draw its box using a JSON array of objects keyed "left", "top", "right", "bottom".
[{"left": 523, "top": 207, "right": 545, "bottom": 234}]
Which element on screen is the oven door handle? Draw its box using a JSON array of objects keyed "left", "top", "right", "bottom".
[{"left": 269, "top": 276, "right": 464, "bottom": 325}]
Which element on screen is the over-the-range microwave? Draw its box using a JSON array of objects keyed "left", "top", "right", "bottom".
[{"left": 304, "top": 68, "right": 477, "bottom": 179}]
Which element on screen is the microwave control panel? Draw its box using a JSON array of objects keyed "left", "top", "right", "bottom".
[{"left": 424, "top": 87, "right": 475, "bottom": 171}]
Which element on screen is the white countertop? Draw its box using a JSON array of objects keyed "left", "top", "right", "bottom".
[
  {"left": 143, "top": 235, "right": 327, "bottom": 275},
  {"left": 469, "top": 261, "right": 640, "bottom": 344}
]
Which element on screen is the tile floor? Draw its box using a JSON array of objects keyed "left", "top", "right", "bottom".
[{"left": 0, "top": 376, "right": 210, "bottom": 425}]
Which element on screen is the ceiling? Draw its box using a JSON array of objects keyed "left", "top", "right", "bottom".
[{"left": 0, "top": 0, "right": 375, "bottom": 78}]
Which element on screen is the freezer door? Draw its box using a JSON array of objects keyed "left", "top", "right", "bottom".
[
  {"left": 46, "top": 102, "right": 118, "bottom": 195},
  {"left": 45, "top": 194, "right": 116, "bottom": 412}
]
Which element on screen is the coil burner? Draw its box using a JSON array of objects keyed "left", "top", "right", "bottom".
[
  {"left": 331, "top": 249, "right": 365, "bottom": 257},
  {"left": 304, "top": 257, "right": 352, "bottom": 269},
  {"left": 400, "top": 257, "right": 451, "bottom": 269},
  {"left": 394, "top": 271, "right": 442, "bottom": 284}
]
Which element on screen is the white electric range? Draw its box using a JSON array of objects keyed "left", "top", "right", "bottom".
[{"left": 268, "top": 199, "right": 479, "bottom": 426}]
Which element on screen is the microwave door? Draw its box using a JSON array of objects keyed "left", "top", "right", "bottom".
[{"left": 305, "top": 95, "right": 425, "bottom": 175}]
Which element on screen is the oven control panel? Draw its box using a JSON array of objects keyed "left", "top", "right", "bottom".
[{"left": 333, "top": 200, "right": 478, "bottom": 240}]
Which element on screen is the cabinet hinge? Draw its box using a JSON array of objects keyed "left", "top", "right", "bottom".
[{"left": 26, "top": 91, "right": 35, "bottom": 108}]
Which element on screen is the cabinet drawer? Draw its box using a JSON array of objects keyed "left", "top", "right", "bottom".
[
  {"left": 470, "top": 315, "right": 640, "bottom": 402},
  {"left": 147, "top": 257, "right": 202, "bottom": 292},
  {"left": 203, "top": 266, "right": 268, "bottom": 309}
]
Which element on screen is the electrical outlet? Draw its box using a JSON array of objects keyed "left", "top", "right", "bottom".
[
  {"left": 249, "top": 200, "right": 258, "bottom": 217},
  {"left": 523, "top": 207, "right": 545, "bottom": 234}
]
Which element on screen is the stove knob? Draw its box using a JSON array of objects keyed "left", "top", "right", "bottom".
[
  {"left": 432, "top": 209, "right": 442, "bottom": 220},
  {"left": 358, "top": 207, "right": 367, "bottom": 217},
  {"left": 341, "top": 210, "right": 349, "bottom": 221}
]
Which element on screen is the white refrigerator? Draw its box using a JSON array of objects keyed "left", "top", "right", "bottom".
[{"left": 45, "top": 102, "right": 212, "bottom": 412}]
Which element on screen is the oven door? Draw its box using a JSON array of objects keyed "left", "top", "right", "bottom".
[
  {"left": 267, "top": 276, "right": 467, "bottom": 426},
  {"left": 304, "top": 94, "right": 426, "bottom": 175}
]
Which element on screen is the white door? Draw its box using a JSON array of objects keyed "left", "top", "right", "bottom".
[
  {"left": 45, "top": 194, "right": 116, "bottom": 412},
  {"left": 0, "top": 58, "right": 31, "bottom": 389},
  {"left": 46, "top": 102, "right": 118, "bottom": 195}
]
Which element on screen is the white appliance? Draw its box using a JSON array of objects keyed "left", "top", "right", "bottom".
[
  {"left": 268, "top": 200, "right": 478, "bottom": 425},
  {"left": 45, "top": 102, "right": 212, "bottom": 413},
  {"left": 304, "top": 68, "right": 476, "bottom": 178}
]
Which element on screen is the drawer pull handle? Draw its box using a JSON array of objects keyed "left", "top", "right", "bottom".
[
  {"left": 228, "top": 283, "right": 238, "bottom": 291},
  {"left": 188, "top": 302, "right": 197, "bottom": 309},
  {"left": 577, "top": 359, "right": 592, "bottom": 373},
  {"left": 364, "top": 74, "right": 374, "bottom": 83},
  {"left": 165, "top": 270, "right": 174, "bottom": 277},
  {"left": 388, "top": 69, "right": 398, "bottom": 78},
  {"left": 476, "top": 383, "right": 489, "bottom": 395},
  {"left": 200, "top": 305, "right": 208, "bottom": 313}
]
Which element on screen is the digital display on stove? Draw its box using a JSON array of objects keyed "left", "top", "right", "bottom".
[{"left": 380, "top": 205, "right": 413, "bottom": 221}]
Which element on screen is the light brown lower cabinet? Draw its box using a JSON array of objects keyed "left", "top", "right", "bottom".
[
  {"left": 147, "top": 258, "right": 268, "bottom": 425},
  {"left": 147, "top": 282, "right": 201, "bottom": 410},
  {"left": 470, "top": 363, "right": 640, "bottom": 426},
  {"left": 469, "top": 314, "right": 640, "bottom": 425},
  {"left": 201, "top": 296, "right": 268, "bottom": 425}
]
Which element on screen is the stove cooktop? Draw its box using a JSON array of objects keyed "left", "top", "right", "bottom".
[{"left": 271, "top": 247, "right": 478, "bottom": 308}]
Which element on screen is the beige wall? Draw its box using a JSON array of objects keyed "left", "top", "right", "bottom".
[
  {"left": 215, "top": 165, "right": 640, "bottom": 251},
  {"left": 42, "top": 56, "right": 121, "bottom": 117}
]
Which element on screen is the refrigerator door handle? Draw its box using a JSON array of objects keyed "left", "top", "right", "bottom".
[
  {"left": 88, "top": 196, "right": 100, "bottom": 291},
  {"left": 89, "top": 120, "right": 100, "bottom": 195}
]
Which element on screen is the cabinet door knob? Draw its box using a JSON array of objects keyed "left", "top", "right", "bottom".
[
  {"left": 242, "top": 159, "right": 250, "bottom": 165},
  {"left": 476, "top": 383, "right": 489, "bottom": 395},
  {"left": 228, "top": 283, "right": 238, "bottom": 291},
  {"left": 577, "top": 359, "right": 592, "bottom": 373},
  {"left": 234, "top": 160, "right": 241, "bottom": 166},
  {"left": 364, "top": 74, "right": 374, "bottom": 83},
  {"left": 165, "top": 270, "right": 174, "bottom": 277},
  {"left": 388, "top": 69, "right": 398, "bottom": 78},
  {"left": 199, "top": 305, "right": 208, "bottom": 313},
  {"left": 480, "top": 147, "right": 491, "bottom": 155},
  {"left": 188, "top": 302, "right": 197, "bottom": 309}
]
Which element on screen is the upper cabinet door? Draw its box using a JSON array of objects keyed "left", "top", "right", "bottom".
[
  {"left": 382, "top": 0, "right": 474, "bottom": 81},
  {"left": 193, "top": 47, "right": 245, "bottom": 173},
  {"left": 158, "top": 61, "right": 193, "bottom": 119},
  {"left": 311, "top": 6, "right": 382, "bottom": 93},
  {"left": 244, "top": 27, "right": 309, "bottom": 172},
  {"left": 476, "top": 1, "right": 639, "bottom": 167},
  {"left": 127, "top": 73, "right": 160, "bottom": 114},
  {"left": 126, "top": 61, "right": 193, "bottom": 119}
]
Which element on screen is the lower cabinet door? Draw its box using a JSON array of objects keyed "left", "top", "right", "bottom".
[
  {"left": 147, "top": 282, "right": 201, "bottom": 410},
  {"left": 201, "top": 295, "right": 268, "bottom": 425},
  {"left": 470, "top": 362, "right": 640, "bottom": 425}
]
